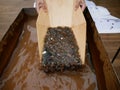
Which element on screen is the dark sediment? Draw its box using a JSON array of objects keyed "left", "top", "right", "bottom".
[{"left": 42, "top": 27, "right": 82, "bottom": 72}]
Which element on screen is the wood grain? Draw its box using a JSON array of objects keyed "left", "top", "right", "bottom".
[
  {"left": 84, "top": 8, "right": 120, "bottom": 89},
  {"left": 92, "top": 0, "right": 120, "bottom": 81},
  {"left": 36, "top": 0, "right": 86, "bottom": 64},
  {"left": 0, "top": 0, "right": 34, "bottom": 41}
]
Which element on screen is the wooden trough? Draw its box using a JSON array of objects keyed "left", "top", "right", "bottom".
[
  {"left": 36, "top": 0, "right": 86, "bottom": 64},
  {"left": 0, "top": 8, "right": 120, "bottom": 90}
]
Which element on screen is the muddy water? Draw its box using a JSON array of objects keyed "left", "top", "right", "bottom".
[{"left": 0, "top": 17, "right": 98, "bottom": 90}]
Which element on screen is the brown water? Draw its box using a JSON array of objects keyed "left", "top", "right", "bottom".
[{"left": 0, "top": 17, "right": 98, "bottom": 90}]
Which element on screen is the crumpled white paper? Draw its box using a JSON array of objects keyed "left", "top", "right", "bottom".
[{"left": 85, "top": 0, "right": 120, "bottom": 33}]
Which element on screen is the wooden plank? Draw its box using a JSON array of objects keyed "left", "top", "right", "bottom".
[
  {"left": 36, "top": 0, "right": 86, "bottom": 64},
  {"left": 0, "top": 10, "right": 25, "bottom": 76},
  {"left": 100, "top": 34, "right": 120, "bottom": 61},
  {"left": 84, "top": 8, "right": 120, "bottom": 90}
]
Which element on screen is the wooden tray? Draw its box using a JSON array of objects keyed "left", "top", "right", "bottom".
[{"left": 0, "top": 8, "right": 119, "bottom": 90}]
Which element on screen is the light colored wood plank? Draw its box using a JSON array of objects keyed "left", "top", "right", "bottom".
[{"left": 36, "top": 0, "right": 86, "bottom": 64}]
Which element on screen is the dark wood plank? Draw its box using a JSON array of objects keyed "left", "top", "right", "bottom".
[
  {"left": 92, "top": 0, "right": 120, "bottom": 82},
  {"left": 84, "top": 8, "right": 120, "bottom": 90},
  {"left": 0, "top": 10, "right": 25, "bottom": 76},
  {"left": 100, "top": 34, "right": 120, "bottom": 61}
]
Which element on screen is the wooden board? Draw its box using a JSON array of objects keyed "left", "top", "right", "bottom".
[
  {"left": 84, "top": 8, "right": 120, "bottom": 89},
  {"left": 36, "top": 0, "right": 86, "bottom": 64}
]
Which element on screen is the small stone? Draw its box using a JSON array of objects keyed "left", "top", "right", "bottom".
[
  {"left": 50, "top": 37, "right": 53, "bottom": 40},
  {"left": 61, "top": 37, "right": 63, "bottom": 40}
]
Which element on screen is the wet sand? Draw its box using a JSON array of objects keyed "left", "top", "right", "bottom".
[{"left": 0, "top": 17, "right": 98, "bottom": 90}]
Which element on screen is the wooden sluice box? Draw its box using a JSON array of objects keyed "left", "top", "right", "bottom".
[
  {"left": 36, "top": 0, "right": 86, "bottom": 72},
  {"left": 0, "top": 8, "right": 120, "bottom": 90}
]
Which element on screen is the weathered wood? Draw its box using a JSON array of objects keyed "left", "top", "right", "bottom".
[
  {"left": 84, "top": 8, "right": 120, "bottom": 90},
  {"left": 0, "top": 9, "right": 25, "bottom": 76}
]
